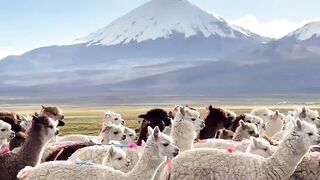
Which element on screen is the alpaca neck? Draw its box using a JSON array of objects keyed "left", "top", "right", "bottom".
[
  {"left": 264, "top": 130, "right": 308, "bottom": 179},
  {"left": 18, "top": 128, "right": 49, "bottom": 166},
  {"left": 127, "top": 139, "right": 164, "bottom": 180},
  {"left": 171, "top": 121, "right": 195, "bottom": 152}
]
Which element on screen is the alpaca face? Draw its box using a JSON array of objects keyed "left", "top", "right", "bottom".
[
  {"left": 294, "top": 120, "right": 320, "bottom": 147},
  {"left": 101, "top": 124, "right": 127, "bottom": 144},
  {"left": 244, "top": 114, "right": 264, "bottom": 132},
  {"left": 225, "top": 110, "right": 237, "bottom": 121},
  {"left": 0, "top": 120, "right": 15, "bottom": 140},
  {"left": 33, "top": 116, "right": 59, "bottom": 141},
  {"left": 40, "top": 105, "right": 65, "bottom": 126},
  {"left": 235, "top": 121, "right": 259, "bottom": 140},
  {"left": 295, "top": 107, "right": 320, "bottom": 127},
  {"left": 104, "top": 111, "right": 124, "bottom": 125},
  {"left": 123, "top": 127, "right": 138, "bottom": 144},
  {"left": 103, "top": 146, "right": 131, "bottom": 170},
  {"left": 248, "top": 137, "right": 275, "bottom": 158},
  {"left": 148, "top": 126, "right": 179, "bottom": 159},
  {"left": 182, "top": 108, "right": 205, "bottom": 132}
]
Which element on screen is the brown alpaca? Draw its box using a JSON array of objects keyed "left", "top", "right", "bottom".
[
  {"left": 39, "top": 105, "right": 65, "bottom": 126},
  {"left": 0, "top": 115, "right": 58, "bottom": 180},
  {"left": 199, "top": 105, "right": 231, "bottom": 139},
  {"left": 214, "top": 129, "right": 234, "bottom": 140},
  {"left": 229, "top": 114, "right": 246, "bottom": 132}
]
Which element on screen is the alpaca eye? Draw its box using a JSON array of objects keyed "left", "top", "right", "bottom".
[
  {"left": 117, "top": 157, "right": 122, "bottom": 161},
  {"left": 308, "top": 133, "right": 314, "bottom": 136},
  {"left": 1, "top": 129, "right": 6, "bottom": 131},
  {"left": 114, "top": 132, "right": 119, "bottom": 135},
  {"left": 129, "top": 134, "right": 133, "bottom": 137},
  {"left": 163, "top": 143, "right": 169, "bottom": 147},
  {"left": 49, "top": 125, "right": 54, "bottom": 129},
  {"left": 311, "top": 118, "right": 316, "bottom": 121},
  {"left": 249, "top": 131, "right": 255, "bottom": 134},
  {"left": 191, "top": 118, "right": 196, "bottom": 121},
  {"left": 247, "top": 120, "right": 252, "bottom": 123},
  {"left": 114, "top": 118, "right": 118, "bottom": 121},
  {"left": 264, "top": 149, "right": 268, "bottom": 151},
  {"left": 318, "top": 117, "right": 320, "bottom": 120},
  {"left": 263, "top": 114, "right": 268, "bottom": 116}
]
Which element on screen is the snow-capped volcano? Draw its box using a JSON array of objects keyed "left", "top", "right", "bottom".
[
  {"left": 79, "top": 0, "right": 257, "bottom": 46},
  {"left": 285, "top": 21, "right": 320, "bottom": 41}
]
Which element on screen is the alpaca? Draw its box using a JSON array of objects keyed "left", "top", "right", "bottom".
[
  {"left": 42, "top": 140, "right": 100, "bottom": 162},
  {"left": 58, "top": 123, "right": 127, "bottom": 144},
  {"left": 170, "top": 106, "right": 205, "bottom": 152},
  {"left": 102, "top": 146, "right": 131, "bottom": 171},
  {"left": 214, "top": 128, "right": 234, "bottom": 140},
  {"left": 229, "top": 114, "right": 264, "bottom": 132},
  {"left": 103, "top": 111, "right": 125, "bottom": 126},
  {"left": 0, "top": 115, "right": 22, "bottom": 133},
  {"left": 0, "top": 112, "right": 22, "bottom": 125},
  {"left": 18, "top": 126, "right": 179, "bottom": 180},
  {"left": 159, "top": 120, "right": 320, "bottom": 180},
  {"left": 225, "top": 109, "right": 237, "bottom": 122},
  {"left": 0, "top": 115, "right": 58, "bottom": 180},
  {"left": 38, "top": 105, "right": 65, "bottom": 127},
  {"left": 233, "top": 120, "right": 259, "bottom": 141},
  {"left": 246, "top": 137, "right": 276, "bottom": 158},
  {"left": 294, "top": 106, "right": 320, "bottom": 128},
  {"left": 262, "top": 111, "right": 284, "bottom": 138},
  {"left": 290, "top": 151, "right": 320, "bottom": 180},
  {"left": 250, "top": 108, "right": 274, "bottom": 122},
  {"left": 199, "top": 105, "right": 231, "bottom": 139},
  {"left": 137, "top": 108, "right": 172, "bottom": 145},
  {"left": 20, "top": 114, "right": 33, "bottom": 132},
  {"left": 122, "top": 127, "right": 138, "bottom": 144},
  {"left": 0, "top": 120, "right": 15, "bottom": 153}
]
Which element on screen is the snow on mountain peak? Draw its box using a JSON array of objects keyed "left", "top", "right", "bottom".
[
  {"left": 78, "top": 0, "right": 252, "bottom": 46},
  {"left": 286, "top": 21, "right": 320, "bottom": 41}
]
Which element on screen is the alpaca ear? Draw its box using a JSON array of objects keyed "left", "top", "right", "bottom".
[
  {"left": 206, "top": 105, "right": 213, "bottom": 111},
  {"left": 239, "top": 120, "right": 245, "bottom": 129},
  {"left": 147, "top": 126, "right": 154, "bottom": 136},
  {"left": 41, "top": 105, "right": 46, "bottom": 109},
  {"left": 275, "top": 111, "right": 279, "bottom": 116},
  {"left": 179, "top": 106, "right": 186, "bottom": 116},
  {"left": 138, "top": 114, "right": 147, "bottom": 119},
  {"left": 252, "top": 137, "right": 258, "bottom": 146},
  {"left": 109, "top": 146, "right": 116, "bottom": 157},
  {"left": 300, "top": 107, "right": 307, "bottom": 118},
  {"left": 153, "top": 126, "right": 160, "bottom": 140},
  {"left": 296, "top": 119, "right": 303, "bottom": 130}
]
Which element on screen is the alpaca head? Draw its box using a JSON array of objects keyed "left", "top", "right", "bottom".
[
  {"left": 175, "top": 106, "right": 205, "bottom": 132},
  {"left": 100, "top": 123, "right": 127, "bottom": 144},
  {"left": 248, "top": 137, "right": 275, "bottom": 158},
  {"left": 31, "top": 115, "right": 59, "bottom": 141},
  {"left": 214, "top": 129, "right": 234, "bottom": 140},
  {"left": 40, "top": 105, "right": 65, "bottom": 127},
  {"left": 0, "top": 120, "right": 15, "bottom": 140},
  {"left": 244, "top": 113, "right": 264, "bottom": 132},
  {"left": 104, "top": 111, "right": 124, "bottom": 125},
  {"left": 205, "top": 105, "right": 231, "bottom": 128},
  {"left": 234, "top": 120, "right": 259, "bottom": 140},
  {"left": 102, "top": 146, "right": 131, "bottom": 170},
  {"left": 137, "top": 108, "right": 171, "bottom": 145},
  {"left": 123, "top": 127, "right": 138, "bottom": 144},
  {"left": 147, "top": 126, "right": 179, "bottom": 159},
  {"left": 267, "top": 110, "right": 285, "bottom": 123},
  {"left": 0, "top": 116, "right": 22, "bottom": 133},
  {"left": 295, "top": 107, "right": 320, "bottom": 127},
  {"left": 293, "top": 119, "right": 320, "bottom": 148},
  {"left": 225, "top": 110, "right": 237, "bottom": 121}
]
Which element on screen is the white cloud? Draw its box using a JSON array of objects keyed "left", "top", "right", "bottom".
[
  {"left": 231, "top": 15, "right": 310, "bottom": 39},
  {"left": 0, "top": 47, "right": 24, "bottom": 60}
]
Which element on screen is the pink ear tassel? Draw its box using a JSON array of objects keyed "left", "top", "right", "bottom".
[
  {"left": 2, "top": 146, "right": 10, "bottom": 154},
  {"left": 128, "top": 143, "right": 138, "bottom": 149},
  {"left": 310, "top": 152, "right": 320, "bottom": 161},
  {"left": 167, "top": 159, "right": 173, "bottom": 173},
  {"left": 227, "top": 147, "right": 235, "bottom": 153}
]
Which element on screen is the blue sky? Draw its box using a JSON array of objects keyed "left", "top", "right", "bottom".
[{"left": 1, "top": 0, "right": 319, "bottom": 59}]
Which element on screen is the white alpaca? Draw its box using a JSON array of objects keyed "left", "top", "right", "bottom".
[
  {"left": 18, "top": 126, "right": 179, "bottom": 180},
  {"left": 58, "top": 123, "right": 127, "bottom": 144},
  {"left": 0, "top": 120, "right": 15, "bottom": 152},
  {"left": 233, "top": 120, "right": 259, "bottom": 141},
  {"left": 193, "top": 138, "right": 252, "bottom": 152},
  {"left": 293, "top": 106, "right": 320, "bottom": 127},
  {"left": 170, "top": 106, "right": 205, "bottom": 152},
  {"left": 243, "top": 113, "right": 264, "bottom": 132},
  {"left": 159, "top": 120, "right": 320, "bottom": 180},
  {"left": 290, "top": 150, "right": 320, "bottom": 179},
  {"left": 246, "top": 137, "right": 276, "bottom": 158},
  {"left": 122, "top": 127, "right": 138, "bottom": 144},
  {"left": 225, "top": 109, "right": 237, "bottom": 121},
  {"left": 250, "top": 108, "right": 273, "bottom": 122},
  {"left": 20, "top": 114, "right": 33, "bottom": 132},
  {"left": 101, "top": 145, "right": 131, "bottom": 171},
  {"left": 261, "top": 111, "right": 284, "bottom": 138},
  {"left": 103, "top": 111, "right": 125, "bottom": 126}
]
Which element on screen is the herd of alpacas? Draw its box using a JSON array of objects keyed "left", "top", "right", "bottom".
[{"left": 0, "top": 105, "right": 320, "bottom": 179}]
